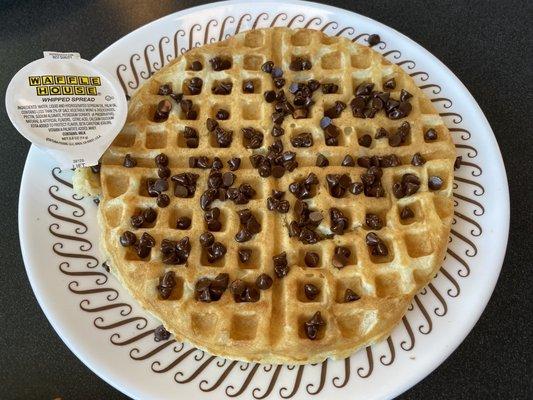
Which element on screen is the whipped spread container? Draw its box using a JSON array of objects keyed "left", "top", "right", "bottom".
[{"left": 5, "top": 52, "right": 127, "bottom": 168}]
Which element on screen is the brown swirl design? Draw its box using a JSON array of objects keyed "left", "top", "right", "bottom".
[
  {"left": 39, "top": 10, "right": 488, "bottom": 398},
  {"left": 151, "top": 347, "right": 198, "bottom": 373},
  {"left": 225, "top": 363, "right": 260, "bottom": 397},
  {"left": 199, "top": 360, "right": 239, "bottom": 392},
  {"left": 279, "top": 365, "right": 305, "bottom": 397},
  {"left": 380, "top": 336, "right": 396, "bottom": 366},
  {"left": 356, "top": 347, "right": 374, "bottom": 378},
  {"left": 400, "top": 316, "right": 416, "bottom": 351},
  {"left": 413, "top": 295, "right": 433, "bottom": 334},
  {"left": 305, "top": 361, "right": 327, "bottom": 395},
  {"left": 253, "top": 364, "right": 283, "bottom": 399},
  {"left": 331, "top": 358, "right": 350, "bottom": 388},
  {"left": 59, "top": 262, "right": 107, "bottom": 285},
  {"left": 428, "top": 283, "right": 448, "bottom": 317},
  {"left": 50, "top": 224, "right": 92, "bottom": 251}
]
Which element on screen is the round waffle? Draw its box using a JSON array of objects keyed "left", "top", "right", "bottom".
[{"left": 74, "top": 28, "right": 455, "bottom": 364}]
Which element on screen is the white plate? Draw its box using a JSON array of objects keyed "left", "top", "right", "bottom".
[{"left": 18, "top": 1, "right": 509, "bottom": 399}]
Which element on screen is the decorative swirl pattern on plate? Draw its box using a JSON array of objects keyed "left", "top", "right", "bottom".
[{"left": 42, "top": 10, "right": 487, "bottom": 398}]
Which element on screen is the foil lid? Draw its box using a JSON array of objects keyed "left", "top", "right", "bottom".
[{"left": 5, "top": 51, "right": 127, "bottom": 168}]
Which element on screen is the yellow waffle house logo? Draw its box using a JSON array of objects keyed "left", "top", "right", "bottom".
[{"left": 28, "top": 75, "right": 101, "bottom": 96}]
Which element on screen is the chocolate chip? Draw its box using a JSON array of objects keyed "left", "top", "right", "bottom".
[
  {"left": 235, "top": 249, "right": 251, "bottom": 265},
  {"left": 212, "top": 157, "right": 223, "bottom": 170},
  {"left": 271, "top": 111, "right": 284, "bottom": 125},
  {"left": 329, "top": 208, "right": 349, "bottom": 235},
  {"left": 256, "top": 273, "right": 273, "bottom": 290},
  {"left": 316, "top": 153, "right": 329, "bottom": 167},
  {"left": 375, "top": 127, "right": 388, "bottom": 139},
  {"left": 289, "top": 173, "right": 318, "bottom": 199},
  {"left": 90, "top": 162, "right": 101, "bottom": 174},
  {"left": 304, "top": 311, "right": 325, "bottom": 340},
  {"left": 261, "top": 61, "right": 274, "bottom": 73},
  {"left": 156, "top": 165, "right": 170, "bottom": 180},
  {"left": 326, "top": 174, "right": 351, "bottom": 198},
  {"left": 394, "top": 173, "right": 420, "bottom": 198},
  {"left": 271, "top": 66, "right": 283, "bottom": 78},
  {"left": 264, "top": 90, "right": 276, "bottom": 103},
  {"left": 154, "top": 99, "right": 173, "bottom": 122},
  {"left": 174, "top": 185, "right": 189, "bottom": 198},
  {"left": 411, "top": 152, "right": 426, "bottom": 166},
  {"left": 215, "top": 109, "right": 229, "bottom": 120},
  {"left": 130, "top": 214, "right": 144, "bottom": 229},
  {"left": 199, "top": 232, "right": 215, "bottom": 248},
  {"left": 367, "top": 34, "right": 380, "bottom": 47},
  {"left": 206, "top": 118, "right": 218, "bottom": 132},
  {"left": 176, "top": 216, "right": 191, "bottom": 230},
  {"left": 169, "top": 93, "right": 183, "bottom": 103},
  {"left": 400, "top": 206, "right": 414, "bottom": 220},
  {"left": 270, "top": 125, "right": 284, "bottom": 138},
  {"left": 366, "top": 232, "right": 388, "bottom": 256},
  {"left": 454, "top": 156, "right": 462, "bottom": 170},
  {"left": 190, "top": 60, "right": 202, "bottom": 71},
  {"left": 182, "top": 126, "right": 199, "bottom": 148},
  {"left": 304, "top": 252, "right": 319, "bottom": 268},
  {"left": 209, "top": 56, "right": 231, "bottom": 71},
  {"left": 179, "top": 99, "right": 197, "bottom": 119},
  {"left": 322, "top": 83, "right": 338, "bottom": 94},
  {"left": 242, "top": 127, "right": 264, "bottom": 149},
  {"left": 229, "top": 279, "right": 246, "bottom": 297},
  {"left": 400, "top": 89, "right": 412, "bottom": 102},
  {"left": 290, "top": 56, "right": 312, "bottom": 71},
  {"left": 161, "top": 237, "right": 190, "bottom": 265},
  {"left": 424, "top": 128, "right": 438, "bottom": 141},
  {"left": 123, "top": 154, "right": 136, "bottom": 168},
  {"left": 212, "top": 81, "right": 233, "bottom": 95},
  {"left": 428, "top": 176, "right": 443, "bottom": 190},
  {"left": 153, "top": 154, "right": 168, "bottom": 168},
  {"left": 153, "top": 179, "right": 169, "bottom": 194},
  {"left": 324, "top": 101, "right": 346, "bottom": 119},
  {"left": 332, "top": 246, "right": 351, "bottom": 268},
  {"left": 344, "top": 289, "right": 360, "bottom": 302},
  {"left": 340, "top": 155, "right": 355, "bottom": 167},
  {"left": 356, "top": 82, "right": 374, "bottom": 96},
  {"left": 383, "top": 78, "right": 396, "bottom": 90},
  {"left": 291, "top": 132, "right": 313, "bottom": 148},
  {"left": 154, "top": 325, "right": 171, "bottom": 342},
  {"left": 226, "top": 158, "right": 240, "bottom": 171},
  {"left": 207, "top": 241, "right": 227, "bottom": 263},
  {"left": 234, "top": 228, "right": 252, "bottom": 242},
  {"left": 185, "top": 77, "right": 203, "bottom": 95},
  {"left": 99, "top": 261, "right": 109, "bottom": 272},
  {"left": 388, "top": 100, "right": 412, "bottom": 119},
  {"left": 158, "top": 83, "right": 173, "bottom": 95},
  {"left": 268, "top": 165, "right": 283, "bottom": 179},
  {"left": 365, "top": 213, "right": 383, "bottom": 230},
  {"left": 157, "top": 271, "right": 176, "bottom": 299},
  {"left": 119, "top": 231, "right": 137, "bottom": 247},
  {"left": 273, "top": 252, "right": 289, "bottom": 278},
  {"left": 243, "top": 80, "right": 255, "bottom": 93},
  {"left": 214, "top": 126, "right": 233, "bottom": 147},
  {"left": 243, "top": 286, "right": 261, "bottom": 302},
  {"left": 303, "top": 283, "right": 320, "bottom": 300},
  {"left": 349, "top": 182, "right": 364, "bottom": 195},
  {"left": 273, "top": 78, "right": 285, "bottom": 88},
  {"left": 358, "top": 134, "right": 372, "bottom": 148}
]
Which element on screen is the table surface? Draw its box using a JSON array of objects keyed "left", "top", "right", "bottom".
[{"left": 1, "top": 0, "right": 531, "bottom": 399}]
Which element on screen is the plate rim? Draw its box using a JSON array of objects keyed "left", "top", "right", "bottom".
[{"left": 18, "top": 1, "right": 510, "bottom": 399}]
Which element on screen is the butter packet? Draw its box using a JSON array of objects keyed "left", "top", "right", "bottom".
[{"left": 5, "top": 51, "right": 127, "bottom": 168}]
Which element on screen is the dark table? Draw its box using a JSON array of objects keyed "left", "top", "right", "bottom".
[{"left": 1, "top": 1, "right": 531, "bottom": 399}]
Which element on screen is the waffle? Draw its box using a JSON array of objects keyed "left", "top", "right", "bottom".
[{"left": 74, "top": 28, "right": 455, "bottom": 364}]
